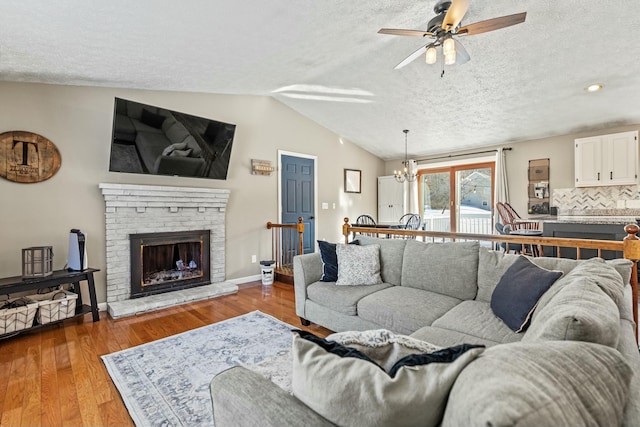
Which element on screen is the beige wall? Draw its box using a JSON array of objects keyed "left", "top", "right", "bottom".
[
  {"left": 385, "top": 124, "right": 640, "bottom": 218},
  {"left": 0, "top": 82, "right": 384, "bottom": 303}
]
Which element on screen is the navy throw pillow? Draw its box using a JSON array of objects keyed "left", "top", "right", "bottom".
[
  {"left": 491, "top": 256, "right": 563, "bottom": 333},
  {"left": 318, "top": 240, "right": 358, "bottom": 282},
  {"left": 141, "top": 109, "right": 166, "bottom": 129}
]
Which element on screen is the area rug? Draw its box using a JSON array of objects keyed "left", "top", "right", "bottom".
[
  {"left": 102, "top": 311, "right": 295, "bottom": 427},
  {"left": 109, "top": 142, "right": 144, "bottom": 174}
]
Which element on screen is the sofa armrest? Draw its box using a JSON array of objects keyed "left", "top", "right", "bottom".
[
  {"left": 293, "top": 253, "right": 323, "bottom": 318},
  {"left": 210, "top": 366, "right": 335, "bottom": 427}
]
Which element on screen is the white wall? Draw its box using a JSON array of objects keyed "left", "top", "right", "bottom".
[
  {"left": 0, "top": 82, "right": 385, "bottom": 303},
  {"left": 385, "top": 124, "right": 640, "bottom": 218}
]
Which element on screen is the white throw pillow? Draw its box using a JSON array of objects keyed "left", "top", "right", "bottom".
[
  {"left": 292, "top": 330, "right": 484, "bottom": 427},
  {"left": 161, "top": 141, "right": 188, "bottom": 156},
  {"left": 335, "top": 243, "right": 383, "bottom": 286}
]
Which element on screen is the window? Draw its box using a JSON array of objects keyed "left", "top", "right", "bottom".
[{"left": 419, "top": 161, "right": 495, "bottom": 234}]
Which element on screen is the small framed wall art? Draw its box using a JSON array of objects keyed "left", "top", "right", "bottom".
[{"left": 344, "top": 169, "right": 361, "bottom": 193}]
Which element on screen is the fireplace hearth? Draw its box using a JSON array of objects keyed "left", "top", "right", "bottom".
[{"left": 130, "top": 230, "right": 210, "bottom": 298}]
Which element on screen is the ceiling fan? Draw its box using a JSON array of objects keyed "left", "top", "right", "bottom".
[{"left": 378, "top": 0, "right": 526, "bottom": 70}]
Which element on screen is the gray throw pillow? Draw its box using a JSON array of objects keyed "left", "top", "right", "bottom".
[
  {"left": 292, "top": 330, "right": 484, "bottom": 427},
  {"left": 441, "top": 341, "right": 632, "bottom": 427},
  {"left": 335, "top": 243, "right": 383, "bottom": 286}
]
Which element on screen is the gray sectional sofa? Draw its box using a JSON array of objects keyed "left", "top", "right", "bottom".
[
  {"left": 114, "top": 100, "right": 205, "bottom": 176},
  {"left": 211, "top": 236, "right": 640, "bottom": 426}
]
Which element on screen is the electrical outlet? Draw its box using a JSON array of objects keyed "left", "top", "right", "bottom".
[{"left": 251, "top": 255, "right": 257, "bottom": 263}]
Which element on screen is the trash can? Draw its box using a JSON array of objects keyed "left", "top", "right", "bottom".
[{"left": 260, "top": 260, "right": 275, "bottom": 286}]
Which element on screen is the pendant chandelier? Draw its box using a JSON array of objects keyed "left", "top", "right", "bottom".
[{"left": 394, "top": 129, "right": 417, "bottom": 183}]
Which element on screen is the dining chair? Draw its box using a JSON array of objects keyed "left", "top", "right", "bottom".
[
  {"left": 355, "top": 214, "right": 377, "bottom": 237},
  {"left": 399, "top": 214, "right": 421, "bottom": 230},
  {"left": 355, "top": 214, "right": 376, "bottom": 226},
  {"left": 495, "top": 222, "right": 523, "bottom": 254},
  {"left": 496, "top": 202, "right": 540, "bottom": 231}
]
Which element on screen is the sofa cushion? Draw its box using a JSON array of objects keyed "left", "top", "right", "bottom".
[
  {"left": 357, "top": 287, "right": 461, "bottom": 335},
  {"left": 523, "top": 270, "right": 621, "bottom": 347},
  {"left": 441, "top": 341, "right": 632, "bottom": 427},
  {"left": 336, "top": 244, "right": 383, "bottom": 286},
  {"left": 401, "top": 240, "right": 479, "bottom": 300},
  {"left": 135, "top": 131, "right": 172, "bottom": 172},
  {"left": 355, "top": 236, "right": 407, "bottom": 286},
  {"left": 534, "top": 258, "right": 626, "bottom": 317},
  {"left": 490, "top": 256, "right": 563, "bottom": 332},
  {"left": 431, "top": 300, "right": 522, "bottom": 344},
  {"left": 476, "top": 248, "right": 632, "bottom": 305},
  {"left": 307, "top": 281, "right": 392, "bottom": 316},
  {"left": 292, "top": 330, "right": 484, "bottom": 427},
  {"left": 410, "top": 326, "right": 501, "bottom": 348},
  {"left": 161, "top": 114, "right": 178, "bottom": 132},
  {"left": 165, "top": 121, "right": 191, "bottom": 145}
]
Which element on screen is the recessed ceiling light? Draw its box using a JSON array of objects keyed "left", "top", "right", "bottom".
[{"left": 585, "top": 83, "right": 604, "bottom": 93}]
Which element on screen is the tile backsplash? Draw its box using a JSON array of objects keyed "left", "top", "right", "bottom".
[{"left": 552, "top": 185, "right": 640, "bottom": 216}]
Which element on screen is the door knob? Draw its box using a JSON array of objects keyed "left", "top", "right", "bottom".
[{"left": 309, "top": 216, "right": 315, "bottom": 220}]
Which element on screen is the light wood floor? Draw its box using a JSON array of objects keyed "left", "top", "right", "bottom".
[{"left": 0, "top": 281, "right": 332, "bottom": 427}]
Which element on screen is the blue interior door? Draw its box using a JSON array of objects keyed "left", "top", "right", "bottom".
[{"left": 281, "top": 155, "right": 315, "bottom": 254}]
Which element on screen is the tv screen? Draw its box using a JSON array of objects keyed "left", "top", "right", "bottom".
[{"left": 109, "top": 98, "right": 236, "bottom": 180}]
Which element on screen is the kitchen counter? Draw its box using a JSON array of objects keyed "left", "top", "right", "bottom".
[{"left": 543, "top": 216, "right": 639, "bottom": 225}]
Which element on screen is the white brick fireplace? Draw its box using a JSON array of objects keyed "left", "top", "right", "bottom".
[{"left": 99, "top": 183, "right": 237, "bottom": 318}]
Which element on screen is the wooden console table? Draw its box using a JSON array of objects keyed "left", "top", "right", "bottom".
[{"left": 0, "top": 268, "right": 100, "bottom": 337}]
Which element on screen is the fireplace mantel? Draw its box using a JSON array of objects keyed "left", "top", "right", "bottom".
[{"left": 99, "top": 183, "right": 236, "bottom": 317}]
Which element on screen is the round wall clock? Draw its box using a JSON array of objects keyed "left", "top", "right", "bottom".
[{"left": 0, "top": 131, "right": 62, "bottom": 183}]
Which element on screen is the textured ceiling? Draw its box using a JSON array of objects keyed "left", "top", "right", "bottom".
[{"left": 1, "top": 0, "right": 640, "bottom": 161}]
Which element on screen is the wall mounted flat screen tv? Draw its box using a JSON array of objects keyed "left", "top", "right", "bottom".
[{"left": 109, "top": 98, "right": 236, "bottom": 180}]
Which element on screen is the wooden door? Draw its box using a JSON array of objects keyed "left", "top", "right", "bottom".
[{"left": 281, "top": 154, "right": 315, "bottom": 254}]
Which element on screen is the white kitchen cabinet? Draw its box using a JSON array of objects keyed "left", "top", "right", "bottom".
[
  {"left": 377, "top": 176, "right": 405, "bottom": 224},
  {"left": 575, "top": 131, "right": 638, "bottom": 187}
]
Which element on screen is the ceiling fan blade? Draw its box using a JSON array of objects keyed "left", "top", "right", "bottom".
[
  {"left": 394, "top": 43, "right": 430, "bottom": 70},
  {"left": 442, "top": 0, "right": 470, "bottom": 31},
  {"left": 457, "top": 12, "right": 526, "bottom": 36},
  {"left": 378, "top": 28, "right": 434, "bottom": 37},
  {"left": 455, "top": 40, "right": 470, "bottom": 64}
]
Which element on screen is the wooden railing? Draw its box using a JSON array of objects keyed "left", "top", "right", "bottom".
[
  {"left": 266, "top": 217, "right": 305, "bottom": 277},
  {"left": 343, "top": 217, "right": 640, "bottom": 335}
]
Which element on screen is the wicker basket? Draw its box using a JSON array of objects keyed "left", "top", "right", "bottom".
[
  {"left": 28, "top": 290, "right": 78, "bottom": 325},
  {"left": 0, "top": 299, "right": 39, "bottom": 334}
]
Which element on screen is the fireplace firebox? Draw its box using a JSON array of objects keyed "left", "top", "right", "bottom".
[{"left": 130, "top": 230, "right": 211, "bottom": 298}]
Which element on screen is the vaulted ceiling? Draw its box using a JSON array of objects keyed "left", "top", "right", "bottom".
[{"left": 1, "top": 0, "right": 639, "bottom": 160}]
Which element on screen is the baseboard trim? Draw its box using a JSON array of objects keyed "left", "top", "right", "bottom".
[{"left": 227, "top": 274, "right": 261, "bottom": 285}]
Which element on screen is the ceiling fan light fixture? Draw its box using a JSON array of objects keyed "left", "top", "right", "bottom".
[
  {"left": 442, "top": 36, "right": 456, "bottom": 56},
  {"left": 425, "top": 46, "right": 437, "bottom": 64},
  {"left": 445, "top": 50, "right": 456, "bottom": 65}
]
